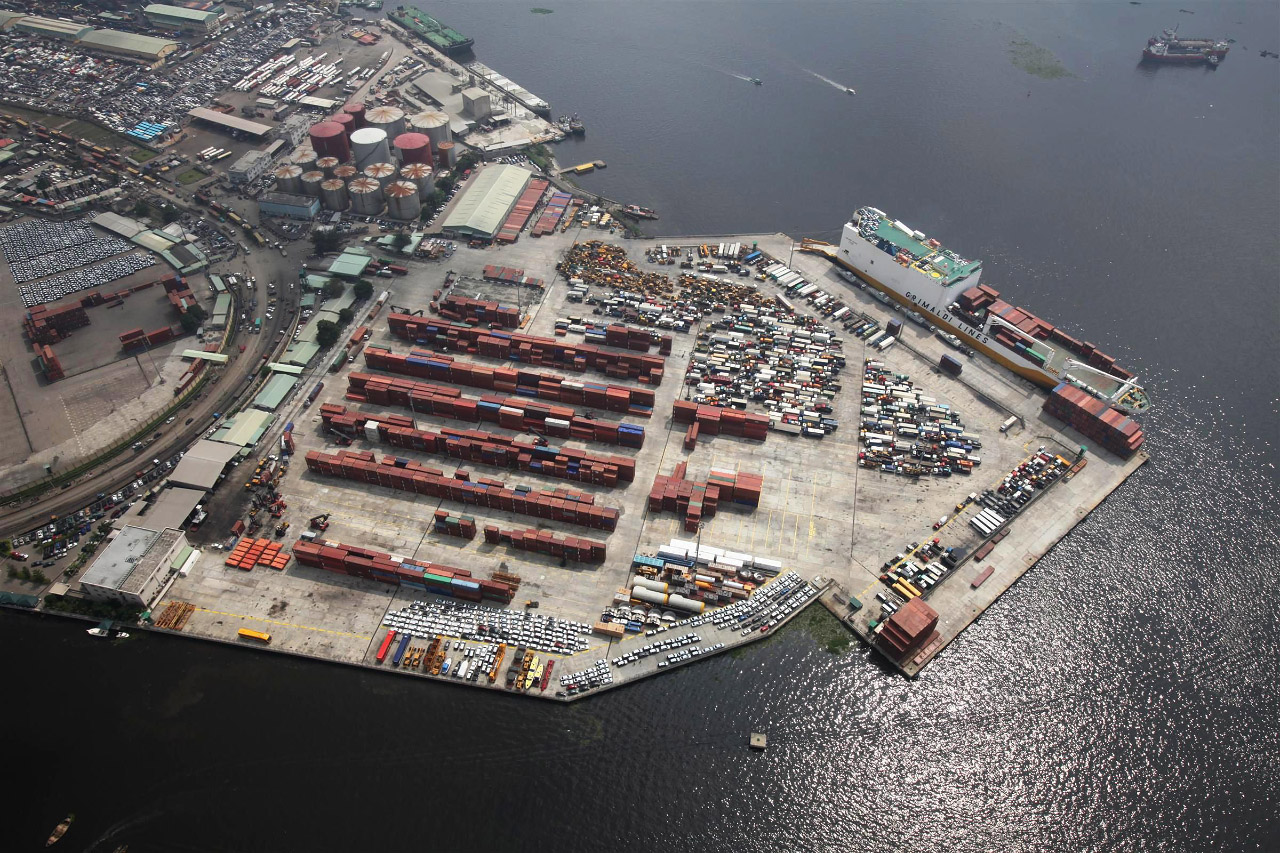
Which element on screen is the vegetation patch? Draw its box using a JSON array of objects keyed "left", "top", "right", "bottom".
[
  {"left": 531, "top": 8, "right": 554, "bottom": 14},
  {"left": 128, "top": 147, "right": 159, "bottom": 163},
  {"left": 1009, "top": 37, "right": 1075, "bottom": 80},
  {"left": 176, "top": 168, "right": 205, "bottom": 185},
  {"left": 785, "top": 602, "right": 853, "bottom": 654}
]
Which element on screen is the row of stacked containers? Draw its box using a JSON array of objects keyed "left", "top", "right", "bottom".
[
  {"left": 224, "top": 538, "right": 291, "bottom": 571},
  {"left": 386, "top": 314, "right": 665, "bottom": 385},
  {"left": 481, "top": 264, "right": 544, "bottom": 288},
  {"left": 304, "top": 449, "right": 621, "bottom": 531},
  {"left": 363, "top": 345, "right": 655, "bottom": 415},
  {"left": 1043, "top": 383, "right": 1144, "bottom": 458},
  {"left": 321, "top": 404, "right": 637, "bottom": 485},
  {"left": 649, "top": 461, "right": 764, "bottom": 533},
  {"left": 483, "top": 525, "right": 607, "bottom": 564},
  {"left": 584, "top": 323, "right": 666, "bottom": 354},
  {"left": 672, "top": 400, "right": 770, "bottom": 441},
  {"left": 344, "top": 372, "right": 646, "bottom": 448},
  {"left": 293, "top": 537, "right": 514, "bottom": 603},
  {"left": 497, "top": 179, "right": 550, "bottom": 243},
  {"left": 436, "top": 294, "right": 521, "bottom": 328},
  {"left": 531, "top": 191, "right": 573, "bottom": 237}
]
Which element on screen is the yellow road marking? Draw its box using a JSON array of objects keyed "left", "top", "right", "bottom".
[{"left": 194, "top": 607, "right": 371, "bottom": 640}]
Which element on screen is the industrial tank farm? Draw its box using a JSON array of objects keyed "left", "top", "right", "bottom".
[
  {"left": 384, "top": 180, "right": 421, "bottom": 220},
  {"left": 350, "top": 126, "right": 390, "bottom": 170},
  {"left": 347, "top": 176, "right": 383, "bottom": 216}
]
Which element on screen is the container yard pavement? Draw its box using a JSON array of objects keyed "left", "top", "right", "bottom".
[{"left": 158, "top": 225, "right": 1147, "bottom": 685}]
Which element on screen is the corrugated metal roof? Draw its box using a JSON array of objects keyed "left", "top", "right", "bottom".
[
  {"left": 187, "top": 107, "right": 272, "bottom": 137},
  {"left": 211, "top": 410, "right": 275, "bottom": 447},
  {"left": 442, "top": 165, "right": 532, "bottom": 238},
  {"left": 181, "top": 349, "right": 228, "bottom": 364},
  {"left": 327, "top": 248, "right": 373, "bottom": 279},
  {"left": 79, "top": 28, "right": 178, "bottom": 58},
  {"left": 143, "top": 4, "right": 220, "bottom": 23},
  {"left": 140, "top": 487, "right": 204, "bottom": 531},
  {"left": 268, "top": 362, "right": 304, "bottom": 375},
  {"left": 82, "top": 526, "right": 161, "bottom": 592},
  {"left": 253, "top": 374, "right": 298, "bottom": 411},
  {"left": 284, "top": 341, "right": 321, "bottom": 367},
  {"left": 169, "top": 439, "right": 239, "bottom": 489}
]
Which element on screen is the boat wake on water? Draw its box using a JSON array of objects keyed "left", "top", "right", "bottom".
[{"left": 804, "top": 68, "right": 856, "bottom": 95}]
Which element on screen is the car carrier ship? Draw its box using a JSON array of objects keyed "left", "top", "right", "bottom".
[
  {"left": 804, "top": 207, "right": 1150, "bottom": 418},
  {"left": 1142, "top": 27, "right": 1230, "bottom": 65}
]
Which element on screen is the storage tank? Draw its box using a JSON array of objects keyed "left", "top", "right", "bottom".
[
  {"left": 272, "top": 164, "right": 304, "bottom": 195},
  {"left": 349, "top": 127, "right": 390, "bottom": 170},
  {"left": 365, "top": 105, "right": 406, "bottom": 138},
  {"left": 407, "top": 110, "right": 451, "bottom": 149},
  {"left": 435, "top": 140, "right": 457, "bottom": 169},
  {"left": 385, "top": 180, "right": 421, "bottom": 221},
  {"left": 362, "top": 161, "right": 397, "bottom": 188},
  {"left": 290, "top": 145, "right": 317, "bottom": 172},
  {"left": 299, "top": 170, "right": 325, "bottom": 197},
  {"left": 393, "top": 131, "right": 432, "bottom": 166},
  {"left": 347, "top": 177, "right": 384, "bottom": 216},
  {"left": 333, "top": 164, "right": 358, "bottom": 182},
  {"left": 633, "top": 577, "right": 670, "bottom": 594},
  {"left": 399, "top": 162, "right": 434, "bottom": 194},
  {"left": 308, "top": 121, "right": 350, "bottom": 162},
  {"left": 330, "top": 112, "right": 354, "bottom": 137},
  {"left": 315, "top": 156, "right": 339, "bottom": 177},
  {"left": 342, "top": 101, "right": 367, "bottom": 130},
  {"left": 320, "top": 178, "right": 349, "bottom": 211}
]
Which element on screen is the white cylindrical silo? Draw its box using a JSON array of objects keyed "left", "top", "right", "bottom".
[
  {"left": 399, "top": 162, "right": 434, "bottom": 194},
  {"left": 320, "top": 178, "right": 348, "bottom": 211},
  {"left": 347, "top": 176, "right": 384, "bottom": 216},
  {"left": 365, "top": 105, "right": 406, "bottom": 139},
  {"left": 350, "top": 127, "right": 390, "bottom": 171},
  {"left": 299, "top": 170, "right": 325, "bottom": 197},
  {"left": 362, "top": 161, "right": 397, "bottom": 188},
  {"left": 272, "top": 164, "right": 304, "bottom": 195},
  {"left": 384, "top": 180, "right": 421, "bottom": 221},
  {"left": 407, "top": 110, "right": 451, "bottom": 150}
]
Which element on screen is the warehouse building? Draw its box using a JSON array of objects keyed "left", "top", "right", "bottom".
[
  {"left": 13, "top": 15, "right": 90, "bottom": 40},
  {"left": 133, "top": 486, "right": 206, "bottom": 532},
  {"left": 258, "top": 191, "right": 319, "bottom": 220},
  {"left": 80, "top": 525, "right": 187, "bottom": 609},
  {"left": 326, "top": 247, "right": 374, "bottom": 279},
  {"left": 143, "top": 4, "right": 221, "bottom": 34},
  {"left": 187, "top": 107, "right": 272, "bottom": 139},
  {"left": 228, "top": 148, "right": 271, "bottom": 185},
  {"left": 78, "top": 29, "right": 179, "bottom": 62},
  {"left": 209, "top": 410, "right": 275, "bottom": 448},
  {"left": 252, "top": 374, "right": 298, "bottom": 412},
  {"left": 169, "top": 439, "right": 241, "bottom": 491},
  {"left": 440, "top": 164, "right": 532, "bottom": 241}
]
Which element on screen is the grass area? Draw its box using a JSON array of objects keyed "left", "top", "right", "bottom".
[
  {"left": 1009, "top": 37, "right": 1075, "bottom": 80},
  {"left": 786, "top": 601, "right": 853, "bottom": 654},
  {"left": 531, "top": 7, "right": 554, "bottom": 13},
  {"left": 176, "top": 168, "right": 205, "bottom": 186},
  {"left": 129, "top": 147, "right": 159, "bottom": 163},
  {"left": 525, "top": 143, "right": 554, "bottom": 172}
]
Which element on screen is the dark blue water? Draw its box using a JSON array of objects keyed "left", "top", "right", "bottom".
[{"left": 9, "top": 2, "right": 1279, "bottom": 850}]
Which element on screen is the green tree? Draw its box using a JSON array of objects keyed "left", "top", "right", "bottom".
[
  {"left": 162, "top": 207, "right": 182, "bottom": 224},
  {"left": 353, "top": 280, "right": 373, "bottom": 300},
  {"left": 259, "top": 364, "right": 270, "bottom": 377},
  {"left": 323, "top": 279, "right": 345, "bottom": 299},
  {"left": 179, "top": 311, "right": 201, "bottom": 334},
  {"left": 0, "top": 539, "right": 11, "bottom": 556},
  {"left": 187, "top": 303, "right": 207, "bottom": 322},
  {"left": 435, "top": 176, "right": 455, "bottom": 195},
  {"left": 390, "top": 232, "right": 411, "bottom": 250},
  {"left": 310, "top": 229, "right": 340, "bottom": 255},
  {"left": 31, "top": 569, "right": 47, "bottom": 584},
  {"left": 315, "top": 319, "right": 340, "bottom": 348},
  {"left": 338, "top": 307, "right": 355, "bottom": 324},
  {"left": 455, "top": 151, "right": 480, "bottom": 173},
  {"left": 35, "top": 173, "right": 52, "bottom": 192},
  {"left": 133, "top": 200, "right": 151, "bottom": 219}
]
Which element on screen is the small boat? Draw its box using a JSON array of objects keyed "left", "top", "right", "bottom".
[
  {"left": 87, "top": 620, "right": 128, "bottom": 639},
  {"left": 845, "top": 87, "right": 856, "bottom": 95},
  {"left": 46, "top": 814, "right": 74, "bottom": 846},
  {"left": 568, "top": 113, "right": 585, "bottom": 134},
  {"left": 750, "top": 77, "right": 763, "bottom": 85}
]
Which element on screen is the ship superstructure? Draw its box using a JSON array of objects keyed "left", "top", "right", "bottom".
[{"left": 832, "top": 207, "right": 1149, "bottom": 415}]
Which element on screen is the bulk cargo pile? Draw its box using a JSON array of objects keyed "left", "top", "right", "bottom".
[
  {"left": 363, "top": 345, "right": 656, "bottom": 415},
  {"left": 342, "top": 374, "right": 646, "bottom": 449},
  {"left": 387, "top": 313, "right": 665, "bottom": 385},
  {"left": 648, "top": 462, "right": 763, "bottom": 533},
  {"left": 320, "top": 403, "right": 637, "bottom": 485},
  {"left": 304, "top": 449, "right": 621, "bottom": 531},
  {"left": 293, "top": 537, "right": 515, "bottom": 603},
  {"left": 858, "top": 358, "right": 982, "bottom": 477}
]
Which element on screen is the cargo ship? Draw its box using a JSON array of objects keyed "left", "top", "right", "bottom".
[
  {"left": 808, "top": 207, "right": 1150, "bottom": 416},
  {"left": 390, "top": 6, "right": 474, "bottom": 56},
  {"left": 1142, "top": 27, "right": 1229, "bottom": 65},
  {"left": 622, "top": 204, "right": 659, "bottom": 220}
]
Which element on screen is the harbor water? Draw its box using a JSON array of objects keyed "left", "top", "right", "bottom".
[{"left": 10, "top": 1, "right": 1279, "bottom": 850}]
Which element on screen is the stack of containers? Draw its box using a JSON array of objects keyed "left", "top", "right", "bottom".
[
  {"left": 483, "top": 525, "right": 607, "bottom": 565},
  {"left": 1043, "top": 383, "right": 1144, "bottom": 457},
  {"left": 321, "top": 403, "right": 636, "bottom": 485},
  {"left": 671, "top": 401, "right": 770, "bottom": 441},
  {"left": 433, "top": 510, "right": 477, "bottom": 540},
  {"left": 363, "top": 346, "right": 655, "bottom": 416},
  {"left": 344, "top": 373, "right": 645, "bottom": 449},
  {"left": 437, "top": 294, "right": 520, "bottom": 327},
  {"left": 648, "top": 462, "right": 763, "bottom": 532},
  {"left": 223, "top": 538, "right": 290, "bottom": 571},
  {"left": 481, "top": 265, "right": 544, "bottom": 288},
  {"left": 496, "top": 179, "right": 550, "bottom": 243},
  {"left": 304, "top": 451, "right": 621, "bottom": 531},
  {"left": 292, "top": 537, "right": 513, "bottom": 603},
  {"left": 386, "top": 314, "right": 664, "bottom": 385},
  {"left": 530, "top": 191, "right": 572, "bottom": 237},
  {"left": 600, "top": 323, "right": 658, "bottom": 353}
]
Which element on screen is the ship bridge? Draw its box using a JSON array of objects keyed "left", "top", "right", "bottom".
[{"left": 873, "top": 218, "right": 981, "bottom": 286}]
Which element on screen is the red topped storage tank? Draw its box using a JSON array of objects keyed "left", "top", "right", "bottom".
[
  {"left": 330, "top": 112, "right": 355, "bottom": 136},
  {"left": 309, "top": 121, "right": 350, "bottom": 162},
  {"left": 393, "top": 132, "right": 432, "bottom": 166},
  {"left": 342, "top": 101, "right": 367, "bottom": 130}
]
